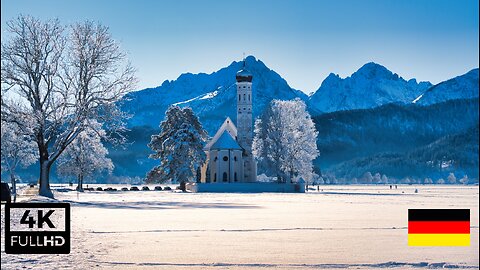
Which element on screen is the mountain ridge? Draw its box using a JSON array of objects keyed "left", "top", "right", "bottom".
[{"left": 307, "top": 62, "right": 433, "bottom": 114}]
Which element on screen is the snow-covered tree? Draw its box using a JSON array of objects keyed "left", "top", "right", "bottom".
[
  {"left": 1, "top": 121, "right": 37, "bottom": 202},
  {"left": 381, "top": 174, "right": 389, "bottom": 184},
  {"left": 57, "top": 125, "right": 113, "bottom": 191},
  {"left": 362, "top": 172, "right": 373, "bottom": 184},
  {"left": 436, "top": 178, "right": 445, "bottom": 184},
  {"left": 253, "top": 98, "right": 319, "bottom": 183},
  {"left": 317, "top": 177, "right": 325, "bottom": 185},
  {"left": 147, "top": 106, "right": 207, "bottom": 184},
  {"left": 423, "top": 178, "right": 433, "bottom": 184},
  {"left": 447, "top": 173, "right": 457, "bottom": 184},
  {"left": 373, "top": 172, "right": 382, "bottom": 184},
  {"left": 459, "top": 175, "right": 469, "bottom": 185},
  {"left": 1, "top": 16, "right": 136, "bottom": 197}
]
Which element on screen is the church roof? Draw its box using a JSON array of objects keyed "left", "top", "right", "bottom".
[
  {"left": 210, "top": 130, "right": 242, "bottom": 150},
  {"left": 204, "top": 117, "right": 238, "bottom": 150}
]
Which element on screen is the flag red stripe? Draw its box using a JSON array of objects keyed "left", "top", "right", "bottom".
[{"left": 408, "top": 221, "right": 470, "bottom": 234}]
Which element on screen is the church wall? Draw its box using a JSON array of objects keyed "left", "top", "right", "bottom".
[{"left": 209, "top": 150, "right": 218, "bottom": 183}]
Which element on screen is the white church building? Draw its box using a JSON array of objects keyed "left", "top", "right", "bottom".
[
  {"left": 199, "top": 62, "right": 257, "bottom": 183},
  {"left": 188, "top": 60, "right": 303, "bottom": 192}
]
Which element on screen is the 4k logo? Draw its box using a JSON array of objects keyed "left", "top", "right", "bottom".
[
  {"left": 20, "top": 210, "right": 56, "bottom": 228},
  {"left": 5, "top": 203, "right": 70, "bottom": 254}
]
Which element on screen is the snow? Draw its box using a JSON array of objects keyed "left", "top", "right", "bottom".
[
  {"left": 199, "top": 90, "right": 219, "bottom": 100},
  {"left": 308, "top": 63, "right": 432, "bottom": 113},
  {"left": 121, "top": 56, "right": 307, "bottom": 132},
  {"left": 412, "top": 94, "right": 423, "bottom": 104},
  {"left": 2, "top": 185, "right": 478, "bottom": 269},
  {"left": 441, "top": 160, "right": 453, "bottom": 169},
  {"left": 417, "top": 68, "right": 479, "bottom": 106},
  {"left": 172, "top": 90, "right": 220, "bottom": 106}
]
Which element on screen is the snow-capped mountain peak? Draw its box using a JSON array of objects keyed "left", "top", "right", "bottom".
[
  {"left": 308, "top": 63, "right": 432, "bottom": 113},
  {"left": 120, "top": 55, "right": 307, "bottom": 135},
  {"left": 415, "top": 68, "right": 479, "bottom": 105},
  {"left": 353, "top": 62, "right": 395, "bottom": 80}
]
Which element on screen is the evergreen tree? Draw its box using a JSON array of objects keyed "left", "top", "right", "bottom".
[{"left": 147, "top": 106, "right": 207, "bottom": 183}]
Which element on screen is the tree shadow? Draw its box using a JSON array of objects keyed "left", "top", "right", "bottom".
[{"left": 62, "top": 200, "right": 261, "bottom": 210}]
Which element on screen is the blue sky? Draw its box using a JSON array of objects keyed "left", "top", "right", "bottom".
[{"left": 1, "top": 0, "right": 478, "bottom": 93}]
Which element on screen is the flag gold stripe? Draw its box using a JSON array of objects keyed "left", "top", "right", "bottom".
[{"left": 408, "top": 233, "right": 470, "bottom": 246}]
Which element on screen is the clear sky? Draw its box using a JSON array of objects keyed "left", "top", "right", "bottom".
[{"left": 1, "top": 0, "right": 478, "bottom": 93}]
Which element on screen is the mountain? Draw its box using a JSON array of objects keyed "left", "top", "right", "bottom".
[
  {"left": 120, "top": 56, "right": 307, "bottom": 135},
  {"left": 9, "top": 57, "right": 479, "bottom": 183},
  {"left": 313, "top": 98, "right": 479, "bottom": 180},
  {"left": 331, "top": 125, "right": 479, "bottom": 181},
  {"left": 415, "top": 68, "right": 479, "bottom": 105},
  {"left": 308, "top": 62, "right": 432, "bottom": 114}
]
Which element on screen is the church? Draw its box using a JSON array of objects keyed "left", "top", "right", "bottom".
[{"left": 199, "top": 62, "right": 257, "bottom": 183}]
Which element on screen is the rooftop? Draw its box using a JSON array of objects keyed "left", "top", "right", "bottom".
[{"left": 210, "top": 130, "right": 243, "bottom": 150}]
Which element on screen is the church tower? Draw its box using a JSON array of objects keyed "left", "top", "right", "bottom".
[{"left": 236, "top": 59, "right": 256, "bottom": 182}]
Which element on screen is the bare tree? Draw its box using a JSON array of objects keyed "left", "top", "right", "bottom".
[{"left": 1, "top": 16, "right": 136, "bottom": 198}]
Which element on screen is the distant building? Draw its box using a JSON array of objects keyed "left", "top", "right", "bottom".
[{"left": 200, "top": 60, "right": 257, "bottom": 183}]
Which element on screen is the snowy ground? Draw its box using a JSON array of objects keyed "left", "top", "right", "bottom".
[{"left": 1, "top": 185, "right": 479, "bottom": 269}]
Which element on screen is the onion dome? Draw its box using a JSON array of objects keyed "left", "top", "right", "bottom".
[{"left": 236, "top": 61, "right": 253, "bottom": 82}]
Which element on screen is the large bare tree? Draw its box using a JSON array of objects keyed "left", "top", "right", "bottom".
[{"left": 1, "top": 15, "right": 136, "bottom": 198}]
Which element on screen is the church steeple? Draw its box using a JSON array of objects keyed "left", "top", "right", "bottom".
[
  {"left": 236, "top": 57, "right": 256, "bottom": 182},
  {"left": 236, "top": 59, "right": 252, "bottom": 83}
]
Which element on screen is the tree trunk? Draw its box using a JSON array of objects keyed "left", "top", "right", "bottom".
[
  {"left": 39, "top": 159, "right": 54, "bottom": 198},
  {"left": 10, "top": 173, "right": 17, "bottom": 203},
  {"left": 76, "top": 175, "right": 84, "bottom": 192}
]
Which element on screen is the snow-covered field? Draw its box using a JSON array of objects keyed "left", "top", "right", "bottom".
[{"left": 1, "top": 185, "right": 478, "bottom": 269}]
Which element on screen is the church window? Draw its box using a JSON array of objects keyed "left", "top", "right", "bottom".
[
  {"left": 223, "top": 156, "right": 228, "bottom": 161},
  {"left": 214, "top": 157, "right": 217, "bottom": 162},
  {"left": 234, "top": 156, "right": 237, "bottom": 162},
  {"left": 214, "top": 173, "right": 217, "bottom": 182},
  {"left": 248, "top": 94, "right": 250, "bottom": 101},
  {"left": 239, "top": 94, "right": 241, "bottom": 101},
  {"left": 243, "top": 94, "right": 245, "bottom": 100},
  {"left": 223, "top": 172, "right": 228, "bottom": 182},
  {"left": 243, "top": 86, "right": 246, "bottom": 88},
  {"left": 234, "top": 172, "right": 238, "bottom": 182}
]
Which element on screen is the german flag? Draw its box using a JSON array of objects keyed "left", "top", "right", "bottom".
[{"left": 408, "top": 209, "right": 470, "bottom": 246}]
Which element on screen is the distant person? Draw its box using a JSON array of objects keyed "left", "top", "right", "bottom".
[
  {"left": 389, "top": 185, "right": 392, "bottom": 189},
  {"left": 317, "top": 185, "right": 320, "bottom": 192},
  {"left": 395, "top": 185, "right": 398, "bottom": 189}
]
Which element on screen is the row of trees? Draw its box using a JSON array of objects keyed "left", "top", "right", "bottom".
[
  {"left": 1, "top": 15, "right": 136, "bottom": 197},
  {"left": 317, "top": 172, "right": 470, "bottom": 185}
]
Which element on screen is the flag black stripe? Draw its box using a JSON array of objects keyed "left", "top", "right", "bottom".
[{"left": 408, "top": 209, "right": 470, "bottom": 221}]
